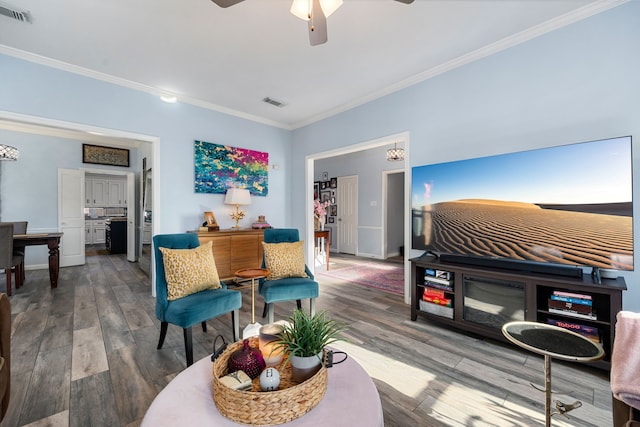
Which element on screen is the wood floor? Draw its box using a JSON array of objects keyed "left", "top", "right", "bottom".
[{"left": 0, "top": 253, "right": 613, "bottom": 427}]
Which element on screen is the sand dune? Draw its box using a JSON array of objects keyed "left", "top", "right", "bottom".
[{"left": 413, "top": 200, "right": 633, "bottom": 270}]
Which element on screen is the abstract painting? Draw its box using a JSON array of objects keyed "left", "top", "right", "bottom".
[{"left": 194, "top": 140, "right": 268, "bottom": 196}]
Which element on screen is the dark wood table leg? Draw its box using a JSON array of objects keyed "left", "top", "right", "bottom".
[
  {"left": 47, "top": 237, "right": 60, "bottom": 288},
  {"left": 326, "top": 233, "right": 330, "bottom": 271}
]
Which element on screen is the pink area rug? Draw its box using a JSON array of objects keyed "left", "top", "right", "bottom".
[{"left": 318, "top": 263, "right": 404, "bottom": 295}]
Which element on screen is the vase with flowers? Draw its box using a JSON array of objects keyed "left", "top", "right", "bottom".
[{"left": 313, "top": 199, "right": 330, "bottom": 230}]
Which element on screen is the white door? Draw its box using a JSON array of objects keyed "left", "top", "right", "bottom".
[
  {"left": 126, "top": 172, "right": 136, "bottom": 262},
  {"left": 337, "top": 175, "right": 357, "bottom": 255},
  {"left": 58, "top": 169, "right": 85, "bottom": 267}
]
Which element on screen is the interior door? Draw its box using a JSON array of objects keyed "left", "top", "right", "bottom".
[
  {"left": 337, "top": 175, "right": 357, "bottom": 254},
  {"left": 58, "top": 168, "right": 85, "bottom": 267},
  {"left": 126, "top": 172, "right": 135, "bottom": 262}
]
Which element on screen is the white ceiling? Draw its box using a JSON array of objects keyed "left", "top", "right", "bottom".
[{"left": 0, "top": 0, "right": 625, "bottom": 130}]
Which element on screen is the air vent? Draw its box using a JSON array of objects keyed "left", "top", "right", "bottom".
[
  {"left": 0, "top": 2, "right": 30, "bottom": 22},
  {"left": 262, "top": 97, "right": 286, "bottom": 108}
]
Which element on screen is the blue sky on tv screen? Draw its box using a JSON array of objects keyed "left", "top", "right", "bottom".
[{"left": 412, "top": 136, "right": 632, "bottom": 208}]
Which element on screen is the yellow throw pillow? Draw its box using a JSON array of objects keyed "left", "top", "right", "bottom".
[
  {"left": 262, "top": 241, "right": 309, "bottom": 280},
  {"left": 159, "top": 241, "right": 221, "bottom": 300}
]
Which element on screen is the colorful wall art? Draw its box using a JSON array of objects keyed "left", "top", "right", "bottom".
[{"left": 194, "top": 140, "right": 269, "bottom": 196}]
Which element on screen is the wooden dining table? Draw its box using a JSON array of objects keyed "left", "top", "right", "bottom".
[{"left": 13, "top": 232, "right": 63, "bottom": 288}]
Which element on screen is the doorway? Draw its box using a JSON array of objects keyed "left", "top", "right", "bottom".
[
  {"left": 306, "top": 132, "right": 410, "bottom": 303},
  {"left": 384, "top": 171, "right": 405, "bottom": 260},
  {"left": 0, "top": 110, "right": 158, "bottom": 284}
]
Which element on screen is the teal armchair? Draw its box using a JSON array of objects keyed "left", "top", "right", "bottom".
[
  {"left": 259, "top": 229, "right": 319, "bottom": 323},
  {"left": 153, "top": 233, "right": 241, "bottom": 366}
]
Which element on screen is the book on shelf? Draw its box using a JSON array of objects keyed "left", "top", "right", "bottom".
[
  {"left": 547, "top": 318, "right": 600, "bottom": 343},
  {"left": 550, "top": 294, "right": 593, "bottom": 306},
  {"left": 548, "top": 307, "right": 597, "bottom": 320},
  {"left": 552, "top": 290, "right": 592, "bottom": 300},
  {"left": 419, "top": 300, "right": 454, "bottom": 319},
  {"left": 548, "top": 298, "right": 593, "bottom": 314},
  {"left": 425, "top": 269, "right": 452, "bottom": 280},
  {"left": 422, "top": 293, "right": 452, "bottom": 307},
  {"left": 423, "top": 280, "right": 453, "bottom": 291},
  {"left": 423, "top": 288, "right": 445, "bottom": 298},
  {"left": 423, "top": 275, "right": 451, "bottom": 286}
]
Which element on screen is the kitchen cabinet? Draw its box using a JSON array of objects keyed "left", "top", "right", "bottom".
[
  {"left": 86, "top": 179, "right": 108, "bottom": 206},
  {"left": 142, "top": 222, "right": 152, "bottom": 244},
  {"left": 86, "top": 177, "right": 126, "bottom": 207},
  {"left": 107, "top": 180, "right": 126, "bottom": 206},
  {"left": 85, "top": 220, "right": 106, "bottom": 244}
]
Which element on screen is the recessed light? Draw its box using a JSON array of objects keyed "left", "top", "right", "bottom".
[{"left": 160, "top": 95, "right": 177, "bottom": 104}]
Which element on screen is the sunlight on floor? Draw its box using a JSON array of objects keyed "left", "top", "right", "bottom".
[
  {"left": 331, "top": 341, "right": 436, "bottom": 399},
  {"left": 331, "top": 341, "right": 602, "bottom": 427}
]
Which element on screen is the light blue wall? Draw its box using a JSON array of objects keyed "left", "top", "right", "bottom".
[
  {"left": 292, "top": 3, "right": 640, "bottom": 310},
  {"left": 0, "top": 55, "right": 293, "bottom": 235}
]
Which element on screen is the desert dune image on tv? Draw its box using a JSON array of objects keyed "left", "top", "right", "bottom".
[{"left": 412, "top": 136, "right": 633, "bottom": 271}]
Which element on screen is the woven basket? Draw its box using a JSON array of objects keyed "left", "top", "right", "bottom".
[{"left": 212, "top": 337, "right": 328, "bottom": 426}]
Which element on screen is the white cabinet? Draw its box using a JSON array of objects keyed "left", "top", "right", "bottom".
[
  {"left": 85, "top": 177, "right": 126, "bottom": 207},
  {"left": 107, "top": 180, "right": 126, "bottom": 206},
  {"left": 143, "top": 222, "right": 152, "bottom": 244},
  {"left": 86, "top": 179, "right": 108, "bottom": 206},
  {"left": 85, "top": 220, "right": 106, "bottom": 245}
]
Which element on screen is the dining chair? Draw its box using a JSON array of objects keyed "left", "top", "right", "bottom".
[
  {"left": 0, "top": 293, "right": 10, "bottom": 422},
  {"left": 259, "top": 228, "right": 319, "bottom": 324},
  {"left": 153, "top": 233, "right": 241, "bottom": 366},
  {"left": 0, "top": 224, "right": 24, "bottom": 297},
  {"left": 5, "top": 222, "right": 27, "bottom": 286}
]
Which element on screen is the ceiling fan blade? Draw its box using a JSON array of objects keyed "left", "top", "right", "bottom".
[
  {"left": 394, "top": 0, "right": 414, "bottom": 3},
  {"left": 211, "top": 0, "right": 245, "bottom": 7},
  {"left": 308, "top": 0, "right": 328, "bottom": 46}
]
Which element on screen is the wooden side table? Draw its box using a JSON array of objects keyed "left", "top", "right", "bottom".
[
  {"left": 314, "top": 230, "right": 330, "bottom": 270},
  {"left": 235, "top": 268, "right": 269, "bottom": 338}
]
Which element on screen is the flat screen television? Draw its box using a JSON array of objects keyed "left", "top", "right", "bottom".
[{"left": 411, "top": 136, "right": 633, "bottom": 272}]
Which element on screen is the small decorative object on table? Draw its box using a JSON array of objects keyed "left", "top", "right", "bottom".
[
  {"left": 227, "top": 339, "right": 265, "bottom": 379},
  {"left": 252, "top": 215, "right": 271, "bottom": 229},
  {"left": 220, "top": 370, "right": 253, "bottom": 391},
  {"left": 259, "top": 323, "right": 285, "bottom": 367},
  {"left": 259, "top": 367, "right": 280, "bottom": 391},
  {"left": 204, "top": 211, "right": 220, "bottom": 231}
]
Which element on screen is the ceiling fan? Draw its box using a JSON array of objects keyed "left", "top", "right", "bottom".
[{"left": 211, "top": 0, "right": 414, "bottom": 46}]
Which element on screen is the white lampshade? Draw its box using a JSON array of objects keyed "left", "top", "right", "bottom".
[
  {"left": 224, "top": 188, "right": 251, "bottom": 205},
  {"left": 290, "top": 0, "right": 343, "bottom": 20}
]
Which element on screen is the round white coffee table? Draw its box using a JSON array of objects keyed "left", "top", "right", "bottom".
[{"left": 142, "top": 351, "right": 384, "bottom": 426}]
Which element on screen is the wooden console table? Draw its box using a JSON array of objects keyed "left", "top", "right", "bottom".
[
  {"left": 189, "top": 229, "right": 264, "bottom": 280},
  {"left": 13, "top": 232, "right": 63, "bottom": 288}
]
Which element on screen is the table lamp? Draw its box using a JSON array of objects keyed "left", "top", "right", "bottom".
[{"left": 224, "top": 188, "right": 251, "bottom": 229}]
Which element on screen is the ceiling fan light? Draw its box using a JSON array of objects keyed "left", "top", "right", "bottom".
[{"left": 290, "top": 0, "right": 343, "bottom": 21}]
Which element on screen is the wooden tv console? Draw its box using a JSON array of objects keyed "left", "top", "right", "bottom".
[{"left": 410, "top": 255, "right": 626, "bottom": 370}]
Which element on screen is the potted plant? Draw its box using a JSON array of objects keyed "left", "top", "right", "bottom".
[{"left": 277, "top": 309, "right": 347, "bottom": 382}]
